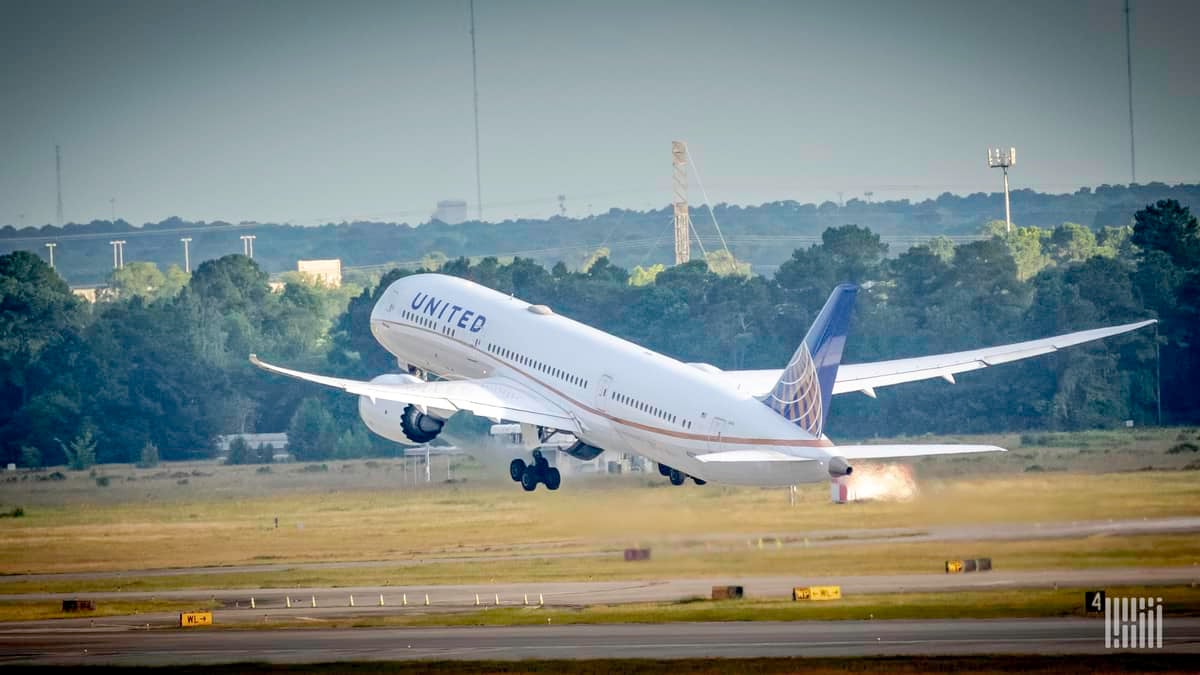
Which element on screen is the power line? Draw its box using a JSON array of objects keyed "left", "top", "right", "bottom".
[{"left": 55, "top": 145, "right": 64, "bottom": 227}]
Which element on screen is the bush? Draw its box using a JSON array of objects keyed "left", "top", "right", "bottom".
[
  {"left": 255, "top": 465, "right": 272, "bottom": 474},
  {"left": 1167, "top": 442, "right": 1199, "bottom": 454},
  {"left": 137, "top": 442, "right": 160, "bottom": 468},
  {"left": 0, "top": 507, "right": 24, "bottom": 518},
  {"left": 1024, "top": 464, "right": 1045, "bottom": 472},
  {"left": 95, "top": 476, "right": 111, "bottom": 487},
  {"left": 177, "top": 478, "right": 189, "bottom": 485},
  {"left": 300, "top": 463, "right": 329, "bottom": 473},
  {"left": 47, "top": 471, "right": 66, "bottom": 481}
]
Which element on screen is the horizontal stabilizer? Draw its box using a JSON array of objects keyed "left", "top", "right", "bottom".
[
  {"left": 694, "top": 450, "right": 818, "bottom": 463},
  {"left": 832, "top": 444, "right": 1005, "bottom": 460}
]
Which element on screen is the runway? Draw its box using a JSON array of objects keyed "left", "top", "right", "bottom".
[{"left": 2, "top": 618, "right": 1198, "bottom": 665}]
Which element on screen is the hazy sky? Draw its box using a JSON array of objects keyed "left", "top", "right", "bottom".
[{"left": 2, "top": 0, "right": 1198, "bottom": 227}]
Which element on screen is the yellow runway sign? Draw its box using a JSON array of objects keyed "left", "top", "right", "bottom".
[
  {"left": 180, "top": 611, "right": 213, "bottom": 627},
  {"left": 793, "top": 585, "right": 842, "bottom": 601}
]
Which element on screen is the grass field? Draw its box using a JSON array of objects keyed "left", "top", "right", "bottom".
[
  {"left": 1, "top": 532, "right": 1196, "bottom": 596},
  {"left": 0, "top": 428, "right": 1197, "bottom": 587},
  {"left": 0, "top": 598, "right": 218, "bottom": 623}
]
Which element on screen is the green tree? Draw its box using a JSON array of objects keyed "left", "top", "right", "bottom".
[
  {"left": 226, "top": 436, "right": 251, "bottom": 465},
  {"left": 1049, "top": 222, "right": 1098, "bottom": 264},
  {"left": 19, "top": 446, "right": 41, "bottom": 469},
  {"left": 108, "top": 262, "right": 167, "bottom": 301},
  {"left": 1132, "top": 199, "right": 1200, "bottom": 268},
  {"left": 287, "top": 398, "right": 337, "bottom": 461},
  {"left": 61, "top": 428, "right": 97, "bottom": 471},
  {"left": 137, "top": 441, "right": 160, "bottom": 468},
  {"left": 628, "top": 263, "right": 665, "bottom": 287}
]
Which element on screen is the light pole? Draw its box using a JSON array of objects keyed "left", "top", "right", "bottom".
[
  {"left": 987, "top": 147, "right": 1016, "bottom": 234},
  {"left": 180, "top": 237, "right": 192, "bottom": 273},
  {"left": 109, "top": 240, "right": 126, "bottom": 269},
  {"left": 45, "top": 242, "right": 56, "bottom": 268},
  {"left": 240, "top": 234, "right": 256, "bottom": 258}
]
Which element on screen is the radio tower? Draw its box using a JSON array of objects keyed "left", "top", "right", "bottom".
[
  {"left": 469, "top": 0, "right": 483, "bottom": 221},
  {"left": 55, "top": 145, "right": 64, "bottom": 226},
  {"left": 1124, "top": 0, "right": 1136, "bottom": 183},
  {"left": 672, "top": 141, "right": 691, "bottom": 265}
]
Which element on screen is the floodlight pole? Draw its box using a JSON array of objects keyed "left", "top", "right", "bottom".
[
  {"left": 987, "top": 147, "right": 1016, "bottom": 234},
  {"left": 180, "top": 237, "right": 192, "bottom": 273}
]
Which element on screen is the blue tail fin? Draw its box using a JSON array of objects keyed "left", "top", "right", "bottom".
[{"left": 761, "top": 284, "right": 858, "bottom": 437}]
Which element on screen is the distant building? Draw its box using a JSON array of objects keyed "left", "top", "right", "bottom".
[
  {"left": 70, "top": 285, "right": 115, "bottom": 303},
  {"left": 215, "top": 433, "right": 290, "bottom": 463},
  {"left": 297, "top": 258, "right": 342, "bottom": 287},
  {"left": 433, "top": 199, "right": 468, "bottom": 225}
]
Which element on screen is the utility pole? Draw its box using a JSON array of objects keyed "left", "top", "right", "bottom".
[
  {"left": 110, "top": 198, "right": 116, "bottom": 223},
  {"left": 55, "top": 145, "right": 64, "bottom": 226},
  {"left": 1124, "top": 0, "right": 1136, "bottom": 183},
  {"left": 672, "top": 141, "right": 691, "bottom": 265},
  {"left": 180, "top": 237, "right": 192, "bottom": 273},
  {"left": 987, "top": 147, "right": 1016, "bottom": 234},
  {"left": 240, "top": 234, "right": 256, "bottom": 258},
  {"left": 469, "top": 0, "right": 483, "bottom": 221},
  {"left": 44, "top": 242, "right": 56, "bottom": 269}
]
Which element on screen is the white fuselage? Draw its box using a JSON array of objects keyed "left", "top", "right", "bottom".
[{"left": 366, "top": 274, "right": 836, "bottom": 486}]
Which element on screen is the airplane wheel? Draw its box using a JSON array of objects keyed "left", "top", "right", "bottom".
[
  {"left": 509, "top": 458, "right": 527, "bottom": 482},
  {"left": 657, "top": 463, "right": 671, "bottom": 477},
  {"left": 668, "top": 469, "right": 686, "bottom": 486},
  {"left": 544, "top": 467, "right": 561, "bottom": 491},
  {"left": 521, "top": 465, "right": 540, "bottom": 492},
  {"left": 692, "top": 477, "right": 707, "bottom": 486}
]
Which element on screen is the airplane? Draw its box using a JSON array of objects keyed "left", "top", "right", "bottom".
[{"left": 251, "top": 273, "right": 1155, "bottom": 491}]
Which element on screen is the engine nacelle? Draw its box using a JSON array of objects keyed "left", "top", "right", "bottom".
[
  {"left": 827, "top": 456, "right": 853, "bottom": 478},
  {"left": 357, "top": 374, "right": 446, "bottom": 446}
]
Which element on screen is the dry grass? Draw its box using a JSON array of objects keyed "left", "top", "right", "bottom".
[
  {"left": 0, "top": 598, "right": 217, "bottom": 622},
  {"left": 0, "top": 428, "right": 1196, "bottom": 579},
  {"left": 1, "top": 468, "right": 1198, "bottom": 577}
]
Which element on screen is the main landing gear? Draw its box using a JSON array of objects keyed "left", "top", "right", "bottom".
[
  {"left": 657, "top": 463, "right": 705, "bottom": 486},
  {"left": 510, "top": 449, "right": 561, "bottom": 492}
]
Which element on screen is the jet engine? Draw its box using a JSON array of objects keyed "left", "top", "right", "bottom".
[
  {"left": 357, "top": 373, "right": 447, "bottom": 445},
  {"left": 827, "top": 456, "right": 853, "bottom": 478}
]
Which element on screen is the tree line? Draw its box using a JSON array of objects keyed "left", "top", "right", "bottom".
[
  {"left": 1, "top": 199, "right": 1197, "bottom": 468},
  {"left": 3, "top": 182, "right": 1197, "bottom": 285}
]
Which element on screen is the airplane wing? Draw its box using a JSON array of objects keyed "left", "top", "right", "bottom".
[
  {"left": 249, "top": 355, "right": 582, "bottom": 434},
  {"left": 719, "top": 320, "right": 1155, "bottom": 397}
]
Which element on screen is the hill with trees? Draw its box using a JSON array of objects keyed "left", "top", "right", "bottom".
[{"left": 2, "top": 182, "right": 1198, "bottom": 285}]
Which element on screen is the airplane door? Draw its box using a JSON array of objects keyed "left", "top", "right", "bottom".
[
  {"left": 595, "top": 374, "right": 614, "bottom": 412},
  {"left": 707, "top": 417, "right": 730, "bottom": 451}
]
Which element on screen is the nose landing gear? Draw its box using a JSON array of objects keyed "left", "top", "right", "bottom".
[{"left": 510, "top": 450, "right": 561, "bottom": 492}]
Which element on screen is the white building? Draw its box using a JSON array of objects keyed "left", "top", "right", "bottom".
[{"left": 433, "top": 200, "right": 468, "bottom": 225}]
